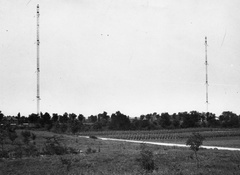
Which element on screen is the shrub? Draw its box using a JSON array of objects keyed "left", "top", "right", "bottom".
[
  {"left": 21, "top": 130, "right": 31, "bottom": 145},
  {"left": 42, "top": 136, "right": 68, "bottom": 155},
  {"left": 186, "top": 132, "right": 205, "bottom": 167},
  {"left": 24, "top": 143, "right": 39, "bottom": 157},
  {"left": 42, "top": 136, "right": 77, "bottom": 155},
  {"left": 8, "top": 131, "right": 18, "bottom": 144},
  {"left": 138, "top": 143, "right": 155, "bottom": 172},
  {"left": 89, "top": 135, "right": 98, "bottom": 139},
  {"left": 86, "top": 147, "right": 97, "bottom": 154}
]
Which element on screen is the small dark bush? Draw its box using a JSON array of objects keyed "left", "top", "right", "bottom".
[
  {"left": 42, "top": 136, "right": 77, "bottom": 155},
  {"left": 24, "top": 144, "right": 39, "bottom": 157},
  {"left": 138, "top": 144, "right": 155, "bottom": 172},
  {"left": 8, "top": 131, "right": 18, "bottom": 144},
  {"left": 89, "top": 135, "right": 98, "bottom": 139},
  {"left": 186, "top": 132, "right": 205, "bottom": 167},
  {"left": 21, "top": 130, "right": 31, "bottom": 144},
  {"left": 86, "top": 147, "right": 97, "bottom": 154},
  {"left": 42, "top": 136, "right": 68, "bottom": 155}
]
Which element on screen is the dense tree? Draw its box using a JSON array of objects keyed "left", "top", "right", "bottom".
[
  {"left": 69, "top": 113, "right": 77, "bottom": 121},
  {"left": 219, "top": 111, "right": 239, "bottom": 127},
  {"left": 88, "top": 115, "right": 97, "bottom": 123},
  {"left": 59, "top": 113, "right": 69, "bottom": 123},
  {"left": 0, "top": 111, "right": 4, "bottom": 123},
  {"left": 131, "top": 117, "right": 142, "bottom": 130},
  {"left": 158, "top": 113, "right": 171, "bottom": 128},
  {"left": 172, "top": 113, "right": 180, "bottom": 128},
  {"left": 78, "top": 114, "right": 85, "bottom": 122},
  {"left": 97, "top": 111, "right": 110, "bottom": 127},
  {"left": 70, "top": 120, "right": 82, "bottom": 134},
  {"left": 28, "top": 113, "right": 39, "bottom": 123},
  {"left": 39, "top": 112, "right": 51, "bottom": 127},
  {"left": 180, "top": 111, "right": 201, "bottom": 128},
  {"left": 205, "top": 112, "right": 219, "bottom": 127},
  {"left": 17, "top": 112, "right": 21, "bottom": 120},
  {"left": 18, "top": 116, "right": 27, "bottom": 124},
  {"left": 109, "top": 111, "right": 131, "bottom": 130},
  {"left": 52, "top": 113, "right": 59, "bottom": 123}
]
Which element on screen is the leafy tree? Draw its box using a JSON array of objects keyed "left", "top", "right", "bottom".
[
  {"left": 97, "top": 111, "right": 110, "bottom": 127},
  {"left": 109, "top": 111, "right": 131, "bottom": 130},
  {"left": 28, "top": 113, "right": 39, "bottom": 123},
  {"left": 206, "top": 112, "right": 219, "bottom": 127},
  {"left": 59, "top": 113, "right": 69, "bottom": 123},
  {"left": 17, "top": 112, "right": 21, "bottom": 121},
  {"left": 70, "top": 120, "right": 82, "bottom": 134},
  {"left": 78, "top": 114, "right": 85, "bottom": 122},
  {"left": 131, "top": 117, "right": 141, "bottom": 130},
  {"left": 186, "top": 132, "right": 205, "bottom": 167},
  {"left": 69, "top": 113, "right": 77, "bottom": 121},
  {"left": 88, "top": 115, "right": 97, "bottom": 123},
  {"left": 181, "top": 111, "right": 201, "bottom": 128},
  {"left": 172, "top": 113, "right": 180, "bottom": 128},
  {"left": 19, "top": 116, "right": 27, "bottom": 125},
  {"left": 52, "top": 113, "right": 59, "bottom": 123},
  {"left": 40, "top": 112, "right": 51, "bottom": 127},
  {"left": 140, "top": 115, "right": 145, "bottom": 121},
  {"left": 0, "top": 111, "right": 3, "bottom": 123},
  {"left": 219, "top": 111, "right": 239, "bottom": 127},
  {"left": 159, "top": 112, "right": 171, "bottom": 128}
]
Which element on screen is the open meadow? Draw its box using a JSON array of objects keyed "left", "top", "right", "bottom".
[{"left": 0, "top": 128, "right": 240, "bottom": 175}]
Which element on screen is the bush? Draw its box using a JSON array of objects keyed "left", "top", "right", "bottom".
[
  {"left": 42, "top": 136, "right": 77, "bottom": 155},
  {"left": 89, "top": 135, "right": 98, "bottom": 139},
  {"left": 8, "top": 130, "right": 18, "bottom": 144},
  {"left": 24, "top": 144, "right": 39, "bottom": 157},
  {"left": 138, "top": 144, "right": 155, "bottom": 172},
  {"left": 86, "top": 147, "right": 97, "bottom": 154},
  {"left": 186, "top": 132, "right": 205, "bottom": 167},
  {"left": 21, "top": 130, "right": 31, "bottom": 144},
  {"left": 42, "top": 136, "right": 68, "bottom": 155}
]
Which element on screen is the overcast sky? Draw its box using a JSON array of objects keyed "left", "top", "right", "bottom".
[{"left": 1, "top": 0, "right": 240, "bottom": 117}]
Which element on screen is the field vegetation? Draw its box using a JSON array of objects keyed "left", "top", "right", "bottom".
[
  {"left": 1, "top": 110, "right": 240, "bottom": 174},
  {"left": 0, "top": 130, "right": 240, "bottom": 175}
]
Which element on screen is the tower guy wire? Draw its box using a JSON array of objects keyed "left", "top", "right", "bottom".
[
  {"left": 37, "top": 4, "right": 40, "bottom": 116},
  {"left": 205, "top": 36, "right": 208, "bottom": 113}
]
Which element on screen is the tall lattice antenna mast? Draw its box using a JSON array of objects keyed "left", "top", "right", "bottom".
[
  {"left": 37, "top": 4, "right": 40, "bottom": 116},
  {"left": 205, "top": 36, "right": 208, "bottom": 112}
]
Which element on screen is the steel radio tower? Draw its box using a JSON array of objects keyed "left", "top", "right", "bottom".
[
  {"left": 37, "top": 4, "right": 40, "bottom": 116},
  {"left": 205, "top": 36, "right": 208, "bottom": 112}
]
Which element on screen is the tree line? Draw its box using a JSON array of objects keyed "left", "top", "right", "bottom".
[{"left": 0, "top": 110, "right": 240, "bottom": 133}]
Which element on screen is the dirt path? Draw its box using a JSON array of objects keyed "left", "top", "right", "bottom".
[{"left": 79, "top": 136, "right": 240, "bottom": 151}]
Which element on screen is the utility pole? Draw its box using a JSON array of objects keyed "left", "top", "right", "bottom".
[
  {"left": 37, "top": 4, "right": 40, "bottom": 116},
  {"left": 205, "top": 36, "right": 208, "bottom": 113}
]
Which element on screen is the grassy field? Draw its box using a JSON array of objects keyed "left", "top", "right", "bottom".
[{"left": 0, "top": 129, "right": 240, "bottom": 175}]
